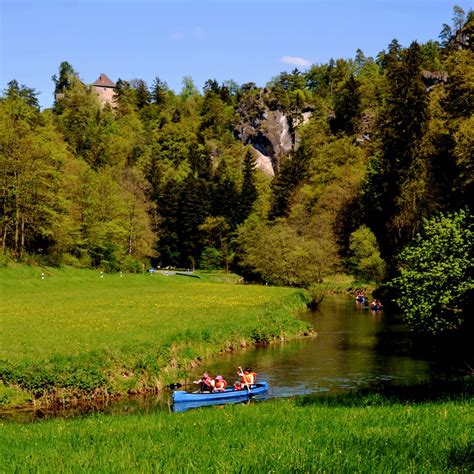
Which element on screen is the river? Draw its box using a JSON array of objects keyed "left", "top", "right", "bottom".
[
  {"left": 3, "top": 296, "right": 465, "bottom": 421},
  {"left": 202, "top": 295, "right": 454, "bottom": 398}
]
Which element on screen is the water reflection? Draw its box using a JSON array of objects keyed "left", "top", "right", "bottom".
[
  {"left": 202, "top": 296, "right": 438, "bottom": 397},
  {"left": 2, "top": 296, "right": 461, "bottom": 422}
]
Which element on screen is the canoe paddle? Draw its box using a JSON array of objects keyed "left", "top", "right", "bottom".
[
  {"left": 168, "top": 382, "right": 195, "bottom": 390},
  {"left": 238, "top": 366, "right": 254, "bottom": 399}
]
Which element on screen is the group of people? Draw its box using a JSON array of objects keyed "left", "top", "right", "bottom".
[
  {"left": 193, "top": 367, "right": 257, "bottom": 393},
  {"left": 355, "top": 291, "right": 383, "bottom": 310}
]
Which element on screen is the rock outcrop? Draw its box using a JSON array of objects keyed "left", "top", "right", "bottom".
[{"left": 234, "top": 89, "right": 312, "bottom": 176}]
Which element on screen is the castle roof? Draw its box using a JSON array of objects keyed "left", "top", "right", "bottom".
[{"left": 92, "top": 74, "right": 115, "bottom": 88}]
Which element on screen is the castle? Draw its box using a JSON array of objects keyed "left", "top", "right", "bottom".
[
  {"left": 54, "top": 73, "right": 116, "bottom": 107},
  {"left": 92, "top": 73, "right": 116, "bottom": 107}
]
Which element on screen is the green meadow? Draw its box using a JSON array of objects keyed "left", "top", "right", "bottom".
[
  {"left": 0, "top": 389, "right": 472, "bottom": 472},
  {"left": 1, "top": 266, "right": 472, "bottom": 472},
  {"left": 0, "top": 265, "right": 310, "bottom": 407}
]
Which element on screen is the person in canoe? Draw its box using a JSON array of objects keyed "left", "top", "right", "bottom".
[
  {"left": 370, "top": 299, "right": 383, "bottom": 311},
  {"left": 355, "top": 290, "right": 366, "bottom": 303},
  {"left": 238, "top": 367, "right": 257, "bottom": 388},
  {"left": 193, "top": 371, "right": 215, "bottom": 392},
  {"left": 213, "top": 375, "right": 228, "bottom": 392}
]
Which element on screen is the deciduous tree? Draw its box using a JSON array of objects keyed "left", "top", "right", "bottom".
[{"left": 391, "top": 210, "right": 473, "bottom": 334}]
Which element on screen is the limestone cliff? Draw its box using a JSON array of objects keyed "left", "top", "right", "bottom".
[{"left": 234, "top": 89, "right": 312, "bottom": 176}]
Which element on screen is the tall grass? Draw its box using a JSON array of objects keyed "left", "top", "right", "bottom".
[
  {"left": 0, "top": 391, "right": 471, "bottom": 472},
  {"left": 0, "top": 265, "right": 311, "bottom": 407}
]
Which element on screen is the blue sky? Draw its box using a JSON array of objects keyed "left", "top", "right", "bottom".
[{"left": 1, "top": 0, "right": 471, "bottom": 109}]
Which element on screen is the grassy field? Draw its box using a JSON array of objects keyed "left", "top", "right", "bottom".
[
  {"left": 0, "top": 387, "right": 472, "bottom": 472},
  {"left": 0, "top": 265, "right": 310, "bottom": 407}
]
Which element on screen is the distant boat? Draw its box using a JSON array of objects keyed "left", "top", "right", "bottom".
[{"left": 370, "top": 303, "right": 383, "bottom": 311}]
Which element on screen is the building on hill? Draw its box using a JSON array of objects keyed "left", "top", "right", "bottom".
[
  {"left": 92, "top": 73, "right": 116, "bottom": 107},
  {"left": 54, "top": 73, "right": 117, "bottom": 107}
]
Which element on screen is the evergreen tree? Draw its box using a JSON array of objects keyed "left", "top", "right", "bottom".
[
  {"left": 155, "top": 178, "right": 182, "bottom": 267},
  {"left": 4, "top": 80, "right": 39, "bottom": 109},
  {"left": 52, "top": 61, "right": 77, "bottom": 95},
  {"left": 269, "top": 152, "right": 307, "bottom": 219},
  {"left": 176, "top": 173, "right": 209, "bottom": 267},
  {"left": 131, "top": 79, "right": 150, "bottom": 109},
  {"left": 239, "top": 150, "right": 258, "bottom": 222},
  {"left": 365, "top": 41, "right": 428, "bottom": 257},
  {"left": 331, "top": 74, "right": 361, "bottom": 135},
  {"left": 151, "top": 76, "right": 169, "bottom": 106},
  {"left": 211, "top": 160, "right": 240, "bottom": 228}
]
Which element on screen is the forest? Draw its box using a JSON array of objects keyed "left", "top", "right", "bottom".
[{"left": 1, "top": 7, "right": 472, "bottom": 334}]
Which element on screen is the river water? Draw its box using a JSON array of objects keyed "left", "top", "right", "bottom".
[
  {"left": 3, "top": 296, "right": 464, "bottom": 421},
  {"left": 202, "top": 296, "right": 451, "bottom": 399}
]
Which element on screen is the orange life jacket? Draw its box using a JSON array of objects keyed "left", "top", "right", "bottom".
[
  {"left": 241, "top": 372, "right": 257, "bottom": 385},
  {"left": 215, "top": 379, "right": 227, "bottom": 391}
]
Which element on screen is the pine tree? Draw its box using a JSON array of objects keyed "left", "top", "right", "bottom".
[
  {"left": 177, "top": 173, "right": 209, "bottom": 267},
  {"left": 151, "top": 76, "right": 169, "bottom": 106},
  {"left": 131, "top": 79, "right": 150, "bottom": 109},
  {"left": 239, "top": 150, "right": 258, "bottom": 222},
  {"left": 331, "top": 74, "right": 361, "bottom": 135},
  {"left": 211, "top": 160, "right": 240, "bottom": 228},
  {"left": 365, "top": 41, "right": 428, "bottom": 257}
]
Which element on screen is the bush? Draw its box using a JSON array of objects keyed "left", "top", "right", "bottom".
[
  {"left": 391, "top": 209, "right": 473, "bottom": 334},
  {"left": 348, "top": 225, "right": 386, "bottom": 282},
  {"left": 120, "top": 256, "right": 143, "bottom": 273},
  {"left": 200, "top": 247, "right": 223, "bottom": 270}
]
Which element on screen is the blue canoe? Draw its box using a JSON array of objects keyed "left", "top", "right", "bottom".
[{"left": 173, "top": 381, "right": 269, "bottom": 403}]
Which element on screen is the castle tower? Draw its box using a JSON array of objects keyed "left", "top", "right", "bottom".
[{"left": 92, "top": 73, "right": 116, "bottom": 107}]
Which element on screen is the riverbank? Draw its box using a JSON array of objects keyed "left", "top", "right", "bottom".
[
  {"left": 1, "top": 381, "right": 472, "bottom": 472},
  {"left": 0, "top": 265, "right": 311, "bottom": 410}
]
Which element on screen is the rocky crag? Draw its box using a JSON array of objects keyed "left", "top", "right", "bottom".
[{"left": 234, "top": 89, "right": 312, "bottom": 176}]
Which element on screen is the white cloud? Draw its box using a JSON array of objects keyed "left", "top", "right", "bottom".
[{"left": 280, "top": 56, "right": 312, "bottom": 67}]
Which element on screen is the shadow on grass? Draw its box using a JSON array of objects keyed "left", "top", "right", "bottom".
[
  {"left": 448, "top": 443, "right": 474, "bottom": 471},
  {"left": 295, "top": 377, "right": 474, "bottom": 408}
]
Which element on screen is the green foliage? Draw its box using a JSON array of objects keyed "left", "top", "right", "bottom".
[
  {"left": 348, "top": 225, "right": 386, "bottom": 282},
  {"left": 200, "top": 246, "right": 223, "bottom": 270},
  {"left": 331, "top": 74, "right": 362, "bottom": 135},
  {"left": 0, "top": 95, "right": 70, "bottom": 259},
  {"left": 52, "top": 61, "right": 77, "bottom": 94},
  {"left": 237, "top": 216, "right": 338, "bottom": 286},
  {"left": 1, "top": 9, "right": 472, "bottom": 287},
  {"left": 365, "top": 41, "right": 429, "bottom": 256},
  {"left": 239, "top": 150, "right": 258, "bottom": 222},
  {"left": 4, "top": 79, "right": 39, "bottom": 109},
  {"left": 391, "top": 209, "right": 473, "bottom": 334}
]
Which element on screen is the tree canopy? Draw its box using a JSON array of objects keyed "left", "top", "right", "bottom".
[
  {"left": 391, "top": 210, "right": 473, "bottom": 334},
  {"left": 0, "top": 8, "right": 472, "bottom": 335}
]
